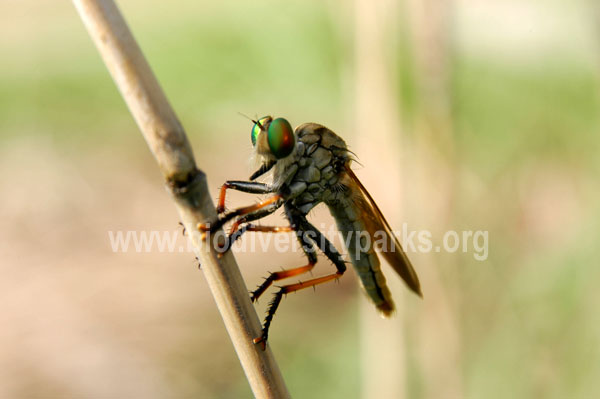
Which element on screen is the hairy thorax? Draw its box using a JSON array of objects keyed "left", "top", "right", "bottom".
[{"left": 271, "top": 123, "right": 352, "bottom": 215}]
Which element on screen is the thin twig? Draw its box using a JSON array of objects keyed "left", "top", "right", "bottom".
[{"left": 72, "top": 1, "right": 290, "bottom": 397}]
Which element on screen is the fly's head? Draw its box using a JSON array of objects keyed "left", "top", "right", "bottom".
[{"left": 250, "top": 116, "right": 296, "bottom": 163}]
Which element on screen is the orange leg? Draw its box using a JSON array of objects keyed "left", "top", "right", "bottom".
[
  {"left": 216, "top": 183, "right": 230, "bottom": 214},
  {"left": 250, "top": 261, "right": 315, "bottom": 302},
  {"left": 216, "top": 223, "right": 294, "bottom": 255},
  {"left": 215, "top": 181, "right": 273, "bottom": 214},
  {"left": 278, "top": 272, "right": 343, "bottom": 295},
  {"left": 206, "top": 221, "right": 297, "bottom": 260},
  {"left": 213, "top": 221, "right": 319, "bottom": 300},
  {"left": 229, "top": 223, "right": 293, "bottom": 235},
  {"left": 252, "top": 212, "right": 348, "bottom": 349},
  {"left": 230, "top": 195, "right": 282, "bottom": 216},
  {"left": 244, "top": 225, "right": 294, "bottom": 233},
  {"left": 198, "top": 194, "right": 283, "bottom": 234},
  {"left": 253, "top": 271, "right": 345, "bottom": 349}
]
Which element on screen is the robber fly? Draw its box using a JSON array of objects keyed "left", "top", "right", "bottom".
[{"left": 199, "top": 116, "right": 422, "bottom": 348}]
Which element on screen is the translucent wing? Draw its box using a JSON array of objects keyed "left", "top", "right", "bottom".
[{"left": 344, "top": 166, "right": 423, "bottom": 297}]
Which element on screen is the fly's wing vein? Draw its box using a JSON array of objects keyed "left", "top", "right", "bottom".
[{"left": 344, "top": 165, "right": 423, "bottom": 297}]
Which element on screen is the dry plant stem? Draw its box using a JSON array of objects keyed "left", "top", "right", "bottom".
[{"left": 72, "top": 0, "right": 290, "bottom": 397}]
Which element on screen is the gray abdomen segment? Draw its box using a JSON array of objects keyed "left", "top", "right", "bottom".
[{"left": 329, "top": 203, "right": 394, "bottom": 313}]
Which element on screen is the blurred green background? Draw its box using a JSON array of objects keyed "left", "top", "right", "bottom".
[{"left": 1, "top": 0, "right": 599, "bottom": 398}]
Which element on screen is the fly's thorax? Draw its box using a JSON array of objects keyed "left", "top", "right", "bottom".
[{"left": 280, "top": 129, "right": 351, "bottom": 214}]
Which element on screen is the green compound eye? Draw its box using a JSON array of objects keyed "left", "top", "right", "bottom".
[
  {"left": 267, "top": 118, "right": 295, "bottom": 159},
  {"left": 251, "top": 116, "right": 271, "bottom": 147}
]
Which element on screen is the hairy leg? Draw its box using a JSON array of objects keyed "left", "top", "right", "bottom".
[
  {"left": 254, "top": 210, "right": 347, "bottom": 348},
  {"left": 216, "top": 181, "right": 273, "bottom": 213}
]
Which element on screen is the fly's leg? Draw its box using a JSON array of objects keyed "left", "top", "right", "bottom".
[
  {"left": 227, "top": 204, "right": 286, "bottom": 235},
  {"left": 249, "top": 162, "right": 275, "bottom": 181},
  {"left": 217, "top": 209, "right": 318, "bottom": 301},
  {"left": 215, "top": 202, "right": 289, "bottom": 254},
  {"left": 248, "top": 205, "right": 319, "bottom": 302},
  {"left": 244, "top": 225, "right": 294, "bottom": 233},
  {"left": 223, "top": 223, "right": 294, "bottom": 251},
  {"left": 254, "top": 271, "right": 344, "bottom": 349},
  {"left": 254, "top": 215, "right": 347, "bottom": 349},
  {"left": 250, "top": 226, "right": 318, "bottom": 302},
  {"left": 250, "top": 259, "right": 317, "bottom": 303},
  {"left": 198, "top": 194, "right": 283, "bottom": 236},
  {"left": 216, "top": 181, "right": 273, "bottom": 214},
  {"left": 221, "top": 217, "right": 319, "bottom": 302}
]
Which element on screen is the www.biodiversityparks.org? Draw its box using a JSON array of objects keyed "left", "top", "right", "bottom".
[{"left": 108, "top": 223, "right": 489, "bottom": 261}]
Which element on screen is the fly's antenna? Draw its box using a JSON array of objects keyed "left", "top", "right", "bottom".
[{"left": 237, "top": 111, "right": 259, "bottom": 126}]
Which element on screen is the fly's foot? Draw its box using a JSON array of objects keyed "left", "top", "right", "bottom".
[
  {"left": 253, "top": 335, "right": 268, "bottom": 351},
  {"left": 197, "top": 219, "right": 222, "bottom": 242},
  {"left": 250, "top": 273, "right": 275, "bottom": 303},
  {"left": 249, "top": 287, "right": 262, "bottom": 303},
  {"left": 252, "top": 289, "right": 284, "bottom": 350},
  {"left": 200, "top": 222, "right": 238, "bottom": 255},
  {"left": 197, "top": 215, "right": 225, "bottom": 234},
  {"left": 197, "top": 222, "right": 211, "bottom": 239}
]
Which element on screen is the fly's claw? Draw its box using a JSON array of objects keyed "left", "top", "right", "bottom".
[
  {"left": 199, "top": 230, "right": 207, "bottom": 241},
  {"left": 250, "top": 286, "right": 262, "bottom": 303},
  {"left": 197, "top": 220, "right": 217, "bottom": 241},
  {"left": 250, "top": 273, "right": 276, "bottom": 303},
  {"left": 197, "top": 222, "right": 210, "bottom": 232},
  {"left": 253, "top": 335, "right": 267, "bottom": 351}
]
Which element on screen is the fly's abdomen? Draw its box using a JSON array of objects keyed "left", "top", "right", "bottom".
[{"left": 329, "top": 202, "right": 395, "bottom": 316}]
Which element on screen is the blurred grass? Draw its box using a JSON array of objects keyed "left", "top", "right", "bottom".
[
  {"left": 0, "top": 0, "right": 348, "bottom": 145},
  {"left": 1, "top": 0, "right": 599, "bottom": 398},
  {"left": 453, "top": 58, "right": 600, "bottom": 174}
]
